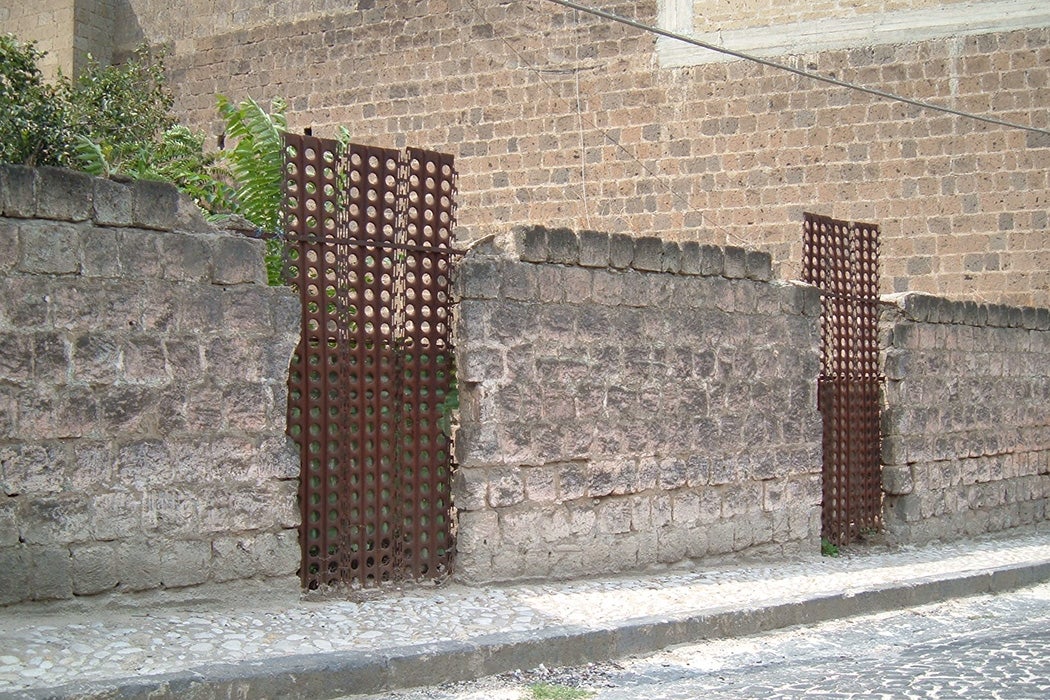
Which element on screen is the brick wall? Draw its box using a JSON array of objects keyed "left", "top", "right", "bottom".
[
  {"left": 112, "top": 0, "right": 1050, "bottom": 308},
  {"left": 0, "top": 166, "right": 301, "bottom": 605},
  {"left": 453, "top": 226, "right": 823, "bottom": 582},
  {"left": 880, "top": 293, "right": 1050, "bottom": 542},
  {"left": 0, "top": 0, "right": 76, "bottom": 80}
]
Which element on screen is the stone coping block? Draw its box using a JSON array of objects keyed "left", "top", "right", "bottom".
[
  {"left": 882, "top": 292, "right": 1050, "bottom": 330},
  {"left": 508, "top": 225, "right": 774, "bottom": 282},
  {"left": 0, "top": 165, "right": 211, "bottom": 234}
]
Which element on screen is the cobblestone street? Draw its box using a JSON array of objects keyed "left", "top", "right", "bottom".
[{"left": 357, "top": 581, "right": 1050, "bottom": 700}]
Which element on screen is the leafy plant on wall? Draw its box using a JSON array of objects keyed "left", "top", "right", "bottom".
[
  {"left": 215, "top": 95, "right": 289, "bottom": 285},
  {"left": 0, "top": 36, "right": 75, "bottom": 167}
]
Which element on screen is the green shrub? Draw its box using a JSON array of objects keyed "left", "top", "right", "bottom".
[{"left": 0, "top": 35, "right": 75, "bottom": 166}]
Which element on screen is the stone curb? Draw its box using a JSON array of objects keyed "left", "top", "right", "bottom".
[{"left": 9, "top": 558, "right": 1050, "bottom": 700}]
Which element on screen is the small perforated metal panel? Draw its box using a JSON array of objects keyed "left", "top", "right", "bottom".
[
  {"left": 284, "top": 133, "right": 456, "bottom": 588},
  {"left": 803, "top": 213, "right": 882, "bottom": 546}
]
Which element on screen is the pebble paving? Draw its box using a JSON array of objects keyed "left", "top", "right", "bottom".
[{"left": 1, "top": 528, "right": 1048, "bottom": 694}]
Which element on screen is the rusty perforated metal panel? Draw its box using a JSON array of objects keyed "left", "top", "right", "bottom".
[
  {"left": 803, "top": 213, "right": 882, "bottom": 546},
  {"left": 283, "top": 133, "right": 456, "bottom": 588}
]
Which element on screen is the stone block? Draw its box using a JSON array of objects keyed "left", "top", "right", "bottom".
[
  {"left": 723, "top": 482, "right": 763, "bottom": 517},
  {"left": 632, "top": 236, "right": 663, "bottom": 272},
  {"left": 18, "top": 221, "right": 81, "bottom": 274},
  {"left": 71, "top": 543, "right": 119, "bottom": 595},
  {"left": 578, "top": 230, "right": 609, "bottom": 268},
  {"left": 723, "top": 246, "right": 747, "bottom": 279},
  {"left": 546, "top": 227, "right": 579, "bottom": 265},
  {"left": 745, "top": 250, "right": 773, "bottom": 281},
  {"left": 457, "top": 257, "right": 500, "bottom": 299},
  {"left": 132, "top": 179, "right": 180, "bottom": 231},
  {"left": 514, "top": 225, "right": 548, "bottom": 263},
  {"left": 159, "top": 232, "right": 212, "bottom": 281},
  {"left": 881, "top": 465, "right": 915, "bottom": 497},
  {"left": 222, "top": 382, "right": 269, "bottom": 432},
  {"left": 557, "top": 462, "right": 588, "bottom": 501},
  {"left": 661, "top": 241, "right": 682, "bottom": 273},
  {"left": 118, "top": 228, "right": 163, "bottom": 278},
  {"left": 37, "top": 167, "right": 93, "bottom": 222},
  {"left": 0, "top": 443, "right": 67, "bottom": 496},
  {"left": 92, "top": 177, "right": 133, "bottom": 226},
  {"left": 459, "top": 347, "right": 503, "bottom": 382},
  {"left": 99, "top": 384, "right": 158, "bottom": 436},
  {"left": 0, "top": 332, "right": 33, "bottom": 382},
  {"left": 71, "top": 331, "right": 120, "bottom": 384},
  {"left": 658, "top": 457, "right": 689, "bottom": 490},
  {"left": 176, "top": 284, "right": 226, "bottom": 332},
  {"left": 488, "top": 467, "right": 525, "bottom": 507},
  {"left": 121, "top": 334, "right": 169, "bottom": 383},
  {"left": 29, "top": 545, "right": 74, "bottom": 600},
  {"left": 211, "top": 235, "right": 267, "bottom": 285},
  {"left": 0, "top": 492, "right": 18, "bottom": 546},
  {"left": 117, "top": 538, "right": 162, "bottom": 591},
  {"left": 608, "top": 234, "right": 634, "bottom": 269},
  {"left": 699, "top": 245, "right": 724, "bottom": 277},
  {"left": 252, "top": 530, "right": 300, "bottom": 578},
  {"left": 22, "top": 495, "right": 91, "bottom": 545},
  {"left": 1, "top": 165, "right": 38, "bottom": 217},
  {"left": 679, "top": 242, "right": 701, "bottom": 275},
  {"left": 0, "top": 546, "right": 31, "bottom": 605},
  {"left": 596, "top": 498, "right": 632, "bottom": 534},
  {"left": 0, "top": 219, "right": 16, "bottom": 275},
  {"left": 159, "top": 539, "right": 211, "bottom": 587},
  {"left": 455, "top": 510, "right": 498, "bottom": 555},
  {"left": 210, "top": 536, "right": 255, "bottom": 582},
  {"left": 80, "top": 225, "right": 123, "bottom": 277},
  {"left": 502, "top": 261, "right": 539, "bottom": 300}
]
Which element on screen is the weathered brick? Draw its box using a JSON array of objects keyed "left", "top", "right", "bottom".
[
  {"left": 457, "top": 257, "right": 501, "bottom": 299},
  {"left": 679, "top": 242, "right": 701, "bottom": 275},
  {"left": 92, "top": 177, "right": 133, "bottom": 226},
  {"left": 38, "top": 167, "right": 93, "bottom": 222},
  {"left": 745, "top": 250, "right": 773, "bottom": 281},
  {"left": 723, "top": 246, "right": 747, "bottom": 279},
  {"left": 609, "top": 234, "right": 634, "bottom": 270},
  {"left": 578, "top": 230, "right": 609, "bottom": 268},
  {"left": 116, "top": 539, "right": 162, "bottom": 591},
  {"left": 661, "top": 241, "right": 682, "bottom": 274},
  {"left": 210, "top": 235, "right": 267, "bottom": 285},
  {"left": 132, "top": 179, "right": 180, "bottom": 231},
  {"left": 80, "top": 225, "right": 123, "bottom": 277},
  {"left": 71, "top": 543, "right": 119, "bottom": 595},
  {"left": 0, "top": 165, "right": 38, "bottom": 218},
  {"left": 515, "top": 225, "right": 547, "bottom": 263},
  {"left": 0, "top": 547, "right": 30, "bottom": 605},
  {"left": 0, "top": 219, "right": 17, "bottom": 275},
  {"left": 29, "top": 545, "right": 74, "bottom": 600},
  {"left": 699, "top": 245, "right": 724, "bottom": 277},
  {"left": 159, "top": 232, "right": 212, "bottom": 281},
  {"left": 632, "top": 236, "right": 663, "bottom": 272},
  {"left": 18, "top": 221, "right": 81, "bottom": 274},
  {"left": 546, "top": 227, "right": 579, "bottom": 265}
]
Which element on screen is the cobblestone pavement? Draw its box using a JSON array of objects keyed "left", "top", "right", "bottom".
[
  {"left": 0, "top": 527, "right": 1048, "bottom": 696},
  {"left": 355, "top": 581, "right": 1050, "bottom": 699}
]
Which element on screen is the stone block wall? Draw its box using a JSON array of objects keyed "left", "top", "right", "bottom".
[
  {"left": 453, "top": 226, "right": 823, "bottom": 582},
  {"left": 880, "top": 293, "right": 1050, "bottom": 542},
  {"left": 0, "top": 166, "right": 301, "bottom": 605}
]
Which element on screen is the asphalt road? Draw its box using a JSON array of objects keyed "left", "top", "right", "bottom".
[{"left": 352, "top": 580, "right": 1050, "bottom": 699}]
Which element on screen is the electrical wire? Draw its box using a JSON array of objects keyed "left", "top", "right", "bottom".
[{"left": 544, "top": 0, "right": 1050, "bottom": 138}]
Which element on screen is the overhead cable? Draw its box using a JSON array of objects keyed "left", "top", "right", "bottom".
[{"left": 543, "top": 0, "right": 1050, "bottom": 138}]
